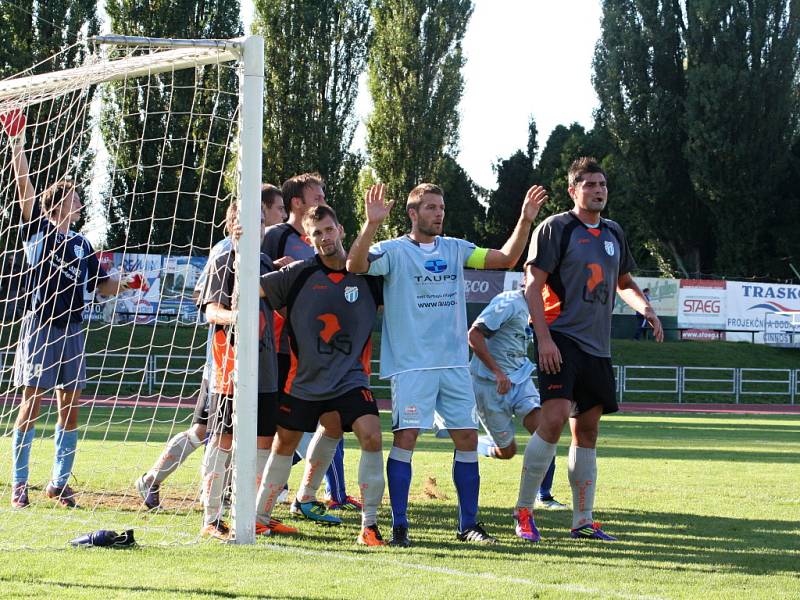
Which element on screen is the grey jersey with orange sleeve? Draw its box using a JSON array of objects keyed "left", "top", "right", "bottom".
[
  {"left": 525, "top": 211, "right": 635, "bottom": 357},
  {"left": 260, "top": 256, "right": 381, "bottom": 401}
]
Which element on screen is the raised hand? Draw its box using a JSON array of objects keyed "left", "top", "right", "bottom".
[
  {"left": 0, "top": 109, "right": 26, "bottom": 140},
  {"left": 521, "top": 185, "right": 548, "bottom": 223},
  {"left": 364, "top": 183, "right": 394, "bottom": 225}
]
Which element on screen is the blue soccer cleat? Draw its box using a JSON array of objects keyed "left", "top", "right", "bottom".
[
  {"left": 290, "top": 499, "right": 342, "bottom": 526},
  {"left": 70, "top": 529, "right": 136, "bottom": 547},
  {"left": 570, "top": 522, "right": 617, "bottom": 541}
]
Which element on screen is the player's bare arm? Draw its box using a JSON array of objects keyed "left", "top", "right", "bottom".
[
  {"left": 468, "top": 325, "right": 511, "bottom": 394},
  {"left": 484, "top": 185, "right": 548, "bottom": 270},
  {"left": 2, "top": 111, "right": 35, "bottom": 221},
  {"left": 205, "top": 302, "right": 237, "bottom": 326},
  {"left": 617, "top": 273, "right": 664, "bottom": 342},
  {"left": 524, "top": 264, "right": 562, "bottom": 374},
  {"left": 346, "top": 183, "right": 393, "bottom": 273}
]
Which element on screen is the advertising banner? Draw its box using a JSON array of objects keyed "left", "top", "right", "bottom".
[
  {"left": 160, "top": 255, "right": 208, "bottom": 323},
  {"left": 613, "top": 277, "right": 679, "bottom": 317},
  {"left": 90, "top": 253, "right": 162, "bottom": 323},
  {"left": 677, "top": 279, "right": 727, "bottom": 329},
  {"left": 464, "top": 270, "right": 507, "bottom": 303},
  {"left": 725, "top": 281, "right": 800, "bottom": 342}
]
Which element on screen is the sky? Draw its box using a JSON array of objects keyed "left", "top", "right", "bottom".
[{"left": 241, "top": 0, "right": 603, "bottom": 190}]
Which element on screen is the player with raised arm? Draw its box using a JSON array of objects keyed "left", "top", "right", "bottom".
[
  {"left": 520, "top": 157, "right": 663, "bottom": 542},
  {"left": 263, "top": 173, "right": 360, "bottom": 512},
  {"left": 3, "top": 110, "right": 136, "bottom": 509},
  {"left": 347, "top": 182, "right": 547, "bottom": 546},
  {"left": 135, "top": 184, "right": 291, "bottom": 511},
  {"left": 467, "top": 273, "right": 567, "bottom": 537},
  {"left": 254, "top": 204, "right": 386, "bottom": 545}
]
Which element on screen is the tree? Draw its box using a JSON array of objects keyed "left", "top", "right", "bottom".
[
  {"left": 594, "top": 0, "right": 800, "bottom": 280},
  {"left": 593, "top": 0, "right": 711, "bottom": 277},
  {"left": 684, "top": 0, "right": 800, "bottom": 278},
  {"left": 0, "top": 1, "right": 99, "bottom": 216},
  {"left": 0, "top": 1, "right": 98, "bottom": 273},
  {"left": 102, "top": 0, "right": 243, "bottom": 252},
  {"left": 434, "top": 154, "right": 485, "bottom": 242},
  {"left": 366, "top": 0, "right": 473, "bottom": 236},
  {"left": 254, "top": 0, "right": 371, "bottom": 238}
]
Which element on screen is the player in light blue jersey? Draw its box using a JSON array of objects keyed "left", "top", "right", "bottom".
[
  {"left": 348, "top": 182, "right": 548, "bottom": 546},
  {"left": 468, "top": 276, "right": 567, "bottom": 543}
]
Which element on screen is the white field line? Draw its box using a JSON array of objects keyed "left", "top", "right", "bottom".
[{"left": 251, "top": 542, "right": 670, "bottom": 600}]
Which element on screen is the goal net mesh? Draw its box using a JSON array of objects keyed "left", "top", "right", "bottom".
[{"left": 0, "top": 37, "right": 247, "bottom": 547}]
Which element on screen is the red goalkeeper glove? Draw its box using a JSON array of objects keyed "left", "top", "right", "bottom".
[{"left": 0, "top": 109, "right": 26, "bottom": 139}]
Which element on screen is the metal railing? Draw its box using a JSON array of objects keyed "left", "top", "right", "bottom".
[{"left": 0, "top": 352, "right": 796, "bottom": 405}]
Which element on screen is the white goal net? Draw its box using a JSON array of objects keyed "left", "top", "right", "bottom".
[{"left": 0, "top": 35, "right": 263, "bottom": 547}]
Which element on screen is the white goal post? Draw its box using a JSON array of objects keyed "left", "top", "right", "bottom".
[{"left": 0, "top": 35, "right": 263, "bottom": 546}]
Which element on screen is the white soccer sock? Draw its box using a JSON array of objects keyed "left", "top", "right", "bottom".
[
  {"left": 256, "top": 453, "right": 293, "bottom": 525},
  {"left": 201, "top": 445, "right": 230, "bottom": 525},
  {"left": 256, "top": 448, "right": 270, "bottom": 489},
  {"left": 568, "top": 445, "right": 597, "bottom": 529},
  {"left": 516, "top": 433, "right": 558, "bottom": 510},
  {"left": 296, "top": 433, "right": 340, "bottom": 503},
  {"left": 358, "top": 450, "right": 385, "bottom": 528},
  {"left": 147, "top": 430, "right": 203, "bottom": 484}
]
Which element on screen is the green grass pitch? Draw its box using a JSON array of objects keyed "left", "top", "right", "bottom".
[{"left": 0, "top": 410, "right": 798, "bottom": 599}]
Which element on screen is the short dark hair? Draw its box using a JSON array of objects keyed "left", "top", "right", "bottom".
[
  {"left": 567, "top": 156, "right": 606, "bottom": 187},
  {"left": 41, "top": 181, "right": 77, "bottom": 215},
  {"left": 260, "top": 184, "right": 282, "bottom": 209},
  {"left": 301, "top": 204, "right": 339, "bottom": 231},
  {"left": 281, "top": 172, "right": 325, "bottom": 209},
  {"left": 225, "top": 200, "right": 238, "bottom": 235},
  {"left": 406, "top": 183, "right": 444, "bottom": 212}
]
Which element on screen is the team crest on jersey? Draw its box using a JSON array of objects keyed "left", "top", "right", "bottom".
[
  {"left": 73, "top": 245, "right": 84, "bottom": 259},
  {"left": 424, "top": 258, "right": 447, "bottom": 273},
  {"left": 604, "top": 241, "right": 615, "bottom": 256},
  {"left": 344, "top": 285, "right": 359, "bottom": 303}
]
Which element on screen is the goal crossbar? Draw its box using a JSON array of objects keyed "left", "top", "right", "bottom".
[{"left": 0, "top": 43, "right": 242, "bottom": 105}]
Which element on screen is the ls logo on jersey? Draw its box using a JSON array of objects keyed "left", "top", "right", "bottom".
[
  {"left": 74, "top": 245, "right": 85, "bottom": 259},
  {"left": 344, "top": 286, "right": 359, "bottom": 303},
  {"left": 604, "top": 241, "right": 615, "bottom": 256},
  {"left": 424, "top": 258, "right": 447, "bottom": 273}
]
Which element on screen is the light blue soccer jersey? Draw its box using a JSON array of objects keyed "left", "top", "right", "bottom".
[
  {"left": 469, "top": 289, "right": 535, "bottom": 384},
  {"left": 367, "top": 235, "right": 477, "bottom": 378}
]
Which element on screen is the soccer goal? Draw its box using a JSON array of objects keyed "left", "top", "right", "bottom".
[
  {"left": 0, "top": 35, "right": 263, "bottom": 546},
  {"left": 764, "top": 311, "right": 800, "bottom": 348}
]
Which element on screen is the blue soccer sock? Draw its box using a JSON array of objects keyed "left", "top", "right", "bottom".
[
  {"left": 477, "top": 434, "right": 498, "bottom": 458},
  {"left": 51, "top": 424, "right": 79, "bottom": 488},
  {"left": 387, "top": 446, "right": 413, "bottom": 528},
  {"left": 324, "top": 438, "right": 347, "bottom": 502},
  {"left": 538, "top": 456, "right": 557, "bottom": 498},
  {"left": 453, "top": 450, "right": 480, "bottom": 532},
  {"left": 11, "top": 428, "right": 35, "bottom": 484}
]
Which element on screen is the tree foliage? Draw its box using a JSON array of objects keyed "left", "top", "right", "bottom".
[
  {"left": 102, "top": 0, "right": 242, "bottom": 252},
  {"left": 593, "top": 0, "right": 800, "bottom": 279},
  {"left": 684, "top": 0, "right": 800, "bottom": 278},
  {"left": 0, "top": 1, "right": 99, "bottom": 236},
  {"left": 434, "top": 154, "right": 484, "bottom": 242},
  {"left": 366, "top": 0, "right": 473, "bottom": 236},
  {"left": 254, "top": 0, "right": 371, "bottom": 239}
]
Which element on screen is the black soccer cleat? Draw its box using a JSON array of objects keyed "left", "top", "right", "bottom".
[
  {"left": 457, "top": 522, "right": 498, "bottom": 545},
  {"left": 389, "top": 524, "right": 412, "bottom": 547}
]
